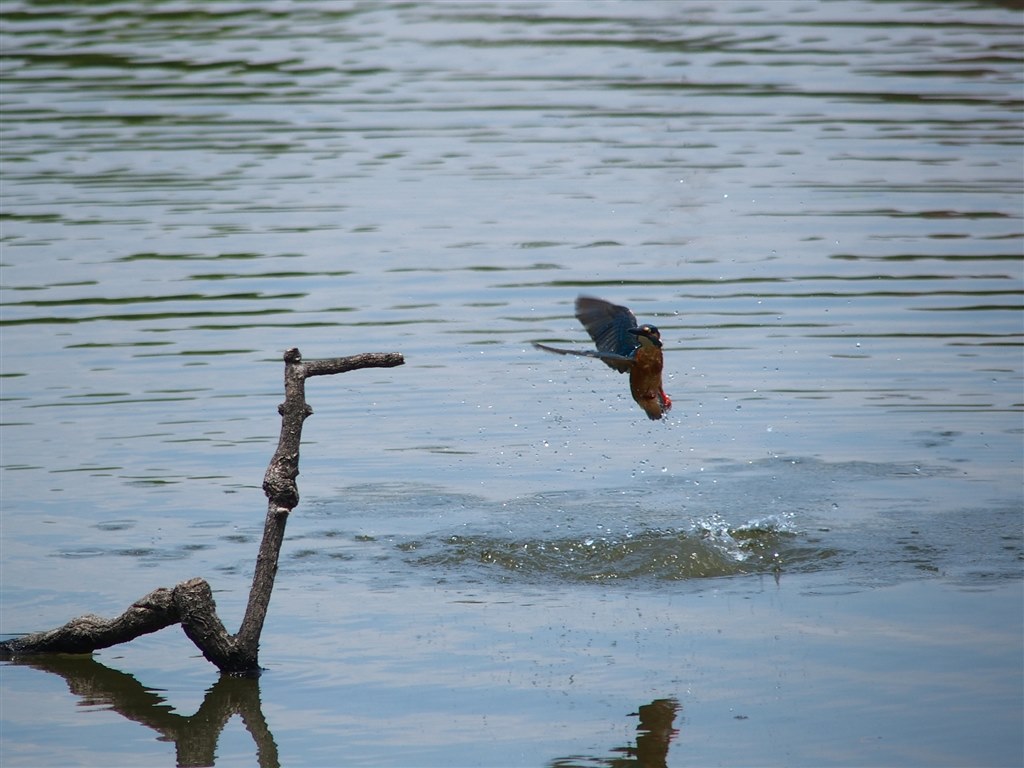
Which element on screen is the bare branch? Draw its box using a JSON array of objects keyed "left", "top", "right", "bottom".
[
  {"left": 0, "top": 348, "right": 405, "bottom": 675},
  {"left": 303, "top": 351, "right": 405, "bottom": 377},
  {"left": 0, "top": 588, "right": 178, "bottom": 656}
]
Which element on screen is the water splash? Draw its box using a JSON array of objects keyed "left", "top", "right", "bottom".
[{"left": 413, "top": 512, "right": 832, "bottom": 584}]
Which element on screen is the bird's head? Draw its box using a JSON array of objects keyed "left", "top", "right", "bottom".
[{"left": 628, "top": 324, "right": 663, "bottom": 348}]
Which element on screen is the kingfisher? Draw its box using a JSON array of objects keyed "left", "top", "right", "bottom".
[{"left": 534, "top": 295, "right": 672, "bottom": 420}]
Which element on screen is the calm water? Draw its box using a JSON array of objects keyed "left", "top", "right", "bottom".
[{"left": 1, "top": 1, "right": 1022, "bottom": 766}]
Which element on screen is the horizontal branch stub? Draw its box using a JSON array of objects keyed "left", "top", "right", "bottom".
[{"left": 299, "top": 351, "right": 405, "bottom": 377}]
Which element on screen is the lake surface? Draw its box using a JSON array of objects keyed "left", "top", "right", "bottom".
[{"left": 1, "top": 1, "right": 1022, "bottom": 766}]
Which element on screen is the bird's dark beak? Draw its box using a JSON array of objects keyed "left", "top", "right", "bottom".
[
  {"left": 628, "top": 326, "right": 662, "bottom": 348},
  {"left": 628, "top": 326, "right": 652, "bottom": 340}
]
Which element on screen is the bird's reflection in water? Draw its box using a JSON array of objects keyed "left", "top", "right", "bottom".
[
  {"left": 549, "top": 696, "right": 681, "bottom": 768},
  {"left": 629, "top": 698, "right": 681, "bottom": 768}
]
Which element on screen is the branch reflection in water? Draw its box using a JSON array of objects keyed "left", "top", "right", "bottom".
[
  {"left": 6, "top": 652, "right": 682, "bottom": 768},
  {"left": 5, "top": 654, "right": 279, "bottom": 768}
]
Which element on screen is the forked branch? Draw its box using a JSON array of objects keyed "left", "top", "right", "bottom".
[{"left": 0, "top": 348, "right": 404, "bottom": 674}]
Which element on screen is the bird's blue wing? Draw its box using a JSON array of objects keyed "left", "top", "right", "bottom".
[{"left": 574, "top": 295, "right": 638, "bottom": 371}]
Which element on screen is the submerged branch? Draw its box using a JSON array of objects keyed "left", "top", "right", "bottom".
[
  {"left": 0, "top": 587, "right": 179, "bottom": 656},
  {"left": 0, "top": 348, "right": 404, "bottom": 674}
]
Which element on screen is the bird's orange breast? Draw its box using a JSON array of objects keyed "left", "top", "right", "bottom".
[{"left": 629, "top": 346, "right": 669, "bottom": 420}]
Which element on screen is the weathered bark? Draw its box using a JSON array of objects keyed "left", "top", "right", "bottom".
[
  {"left": 0, "top": 587, "right": 179, "bottom": 655},
  {"left": 0, "top": 348, "right": 404, "bottom": 675}
]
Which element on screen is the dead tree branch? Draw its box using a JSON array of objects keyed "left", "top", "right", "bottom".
[{"left": 0, "top": 348, "right": 404, "bottom": 675}]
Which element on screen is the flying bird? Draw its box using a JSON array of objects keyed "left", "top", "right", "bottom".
[{"left": 534, "top": 295, "right": 672, "bottom": 420}]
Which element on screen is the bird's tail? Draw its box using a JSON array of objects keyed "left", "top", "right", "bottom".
[
  {"left": 533, "top": 342, "right": 600, "bottom": 359},
  {"left": 532, "top": 342, "right": 633, "bottom": 372}
]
